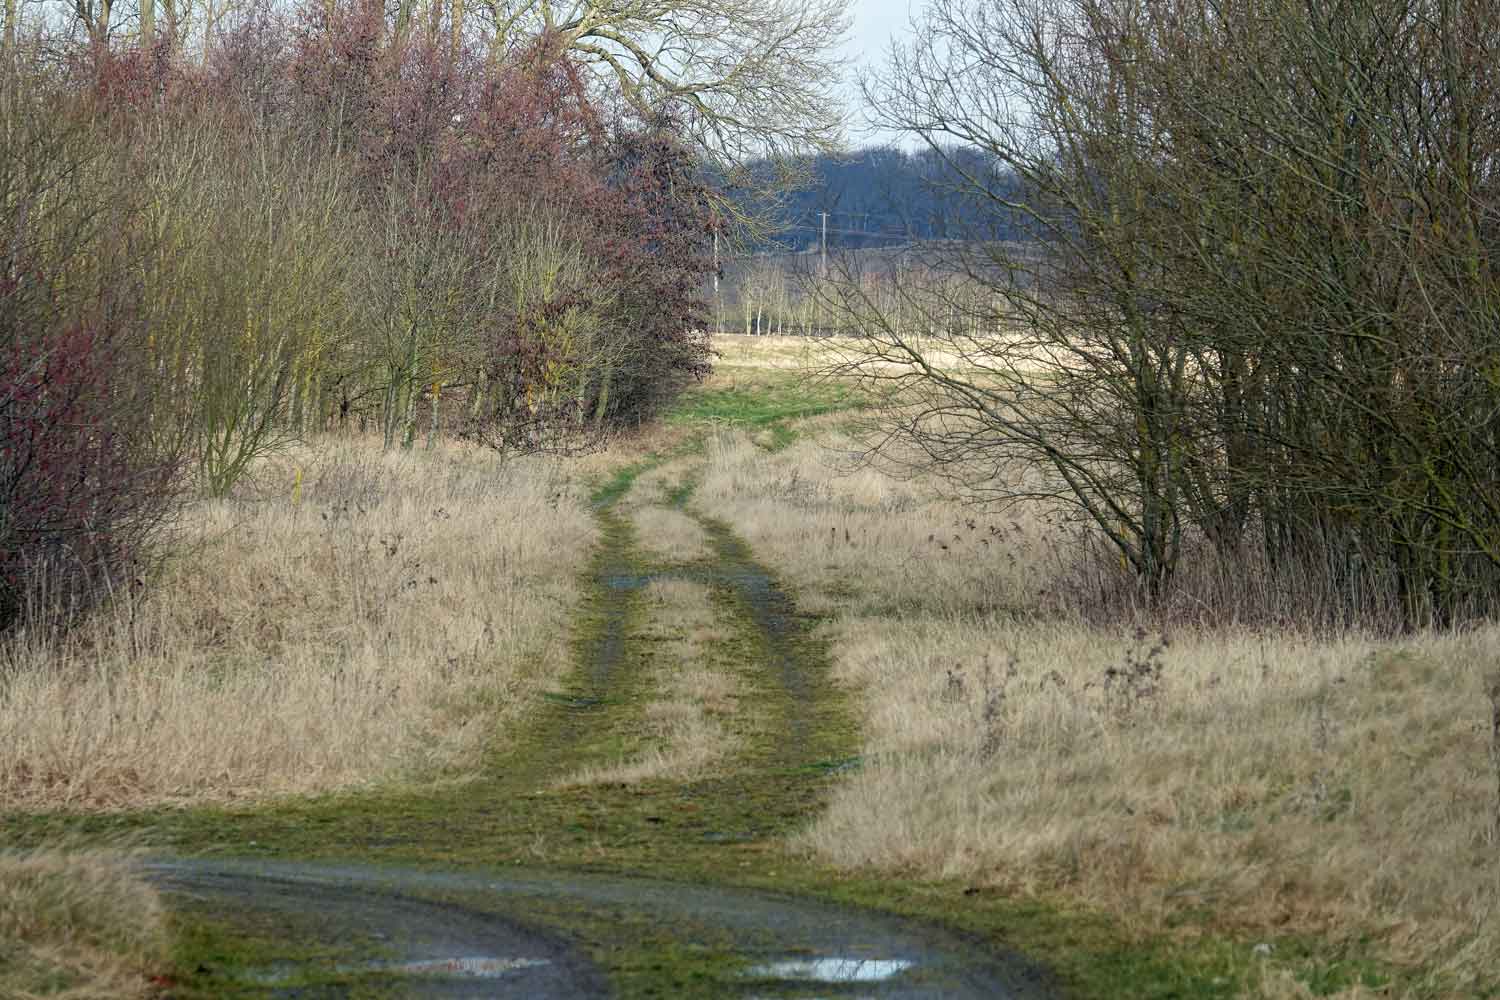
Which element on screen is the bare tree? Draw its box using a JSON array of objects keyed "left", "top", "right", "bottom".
[
  {"left": 824, "top": 0, "right": 1194, "bottom": 596},
  {"left": 478, "top": 0, "right": 852, "bottom": 161},
  {"left": 830, "top": 0, "right": 1500, "bottom": 628}
]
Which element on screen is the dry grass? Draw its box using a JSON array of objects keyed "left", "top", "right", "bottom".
[
  {"left": 562, "top": 578, "right": 741, "bottom": 786},
  {"left": 618, "top": 461, "right": 713, "bottom": 564},
  {"left": 712, "top": 335, "right": 837, "bottom": 370},
  {"left": 0, "top": 846, "right": 168, "bottom": 999},
  {"left": 804, "top": 619, "right": 1500, "bottom": 974},
  {"left": 712, "top": 334, "right": 986, "bottom": 374},
  {"left": 629, "top": 506, "right": 713, "bottom": 564},
  {"left": 0, "top": 435, "right": 594, "bottom": 810},
  {"left": 696, "top": 425, "right": 1055, "bottom": 617},
  {"left": 689, "top": 340, "right": 1500, "bottom": 992}
]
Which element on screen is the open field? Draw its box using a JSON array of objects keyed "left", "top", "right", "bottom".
[
  {"left": 2, "top": 336, "right": 1497, "bottom": 997},
  {"left": 688, "top": 350, "right": 1500, "bottom": 996},
  {"left": 710, "top": 332, "right": 1019, "bottom": 375},
  {"left": 0, "top": 437, "right": 593, "bottom": 811}
]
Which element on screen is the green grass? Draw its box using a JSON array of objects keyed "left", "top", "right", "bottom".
[
  {"left": 668, "top": 368, "right": 867, "bottom": 448},
  {"left": 163, "top": 902, "right": 395, "bottom": 998}
]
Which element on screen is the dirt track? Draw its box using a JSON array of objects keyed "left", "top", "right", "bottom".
[
  {"left": 140, "top": 459, "right": 1056, "bottom": 997},
  {"left": 150, "top": 857, "right": 1053, "bottom": 998}
]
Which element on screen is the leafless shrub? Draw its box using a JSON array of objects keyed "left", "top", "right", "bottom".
[
  {"left": 943, "top": 654, "right": 1020, "bottom": 758},
  {"left": 830, "top": 0, "right": 1500, "bottom": 632},
  {"left": 1097, "top": 628, "right": 1167, "bottom": 721},
  {"left": 1049, "top": 522, "right": 1421, "bottom": 637}
]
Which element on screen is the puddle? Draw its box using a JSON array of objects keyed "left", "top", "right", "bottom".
[
  {"left": 541, "top": 692, "right": 605, "bottom": 709},
  {"left": 603, "top": 571, "right": 657, "bottom": 591},
  {"left": 154, "top": 860, "right": 1049, "bottom": 998},
  {"left": 383, "top": 956, "right": 552, "bottom": 977},
  {"left": 748, "top": 957, "right": 915, "bottom": 983},
  {"left": 253, "top": 955, "right": 551, "bottom": 984}
]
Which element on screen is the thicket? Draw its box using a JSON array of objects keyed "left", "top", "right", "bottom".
[
  {"left": 837, "top": 0, "right": 1500, "bottom": 632},
  {"left": 0, "top": 6, "right": 716, "bottom": 630},
  {"left": 0, "top": 62, "right": 181, "bottom": 632}
]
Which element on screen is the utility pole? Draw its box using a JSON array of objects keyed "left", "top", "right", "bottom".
[
  {"left": 817, "top": 212, "right": 829, "bottom": 336},
  {"left": 820, "top": 212, "right": 828, "bottom": 279}
]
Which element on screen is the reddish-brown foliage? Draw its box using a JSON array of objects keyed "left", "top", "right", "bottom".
[{"left": 0, "top": 272, "right": 179, "bottom": 631}]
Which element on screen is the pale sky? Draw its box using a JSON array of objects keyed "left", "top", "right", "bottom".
[
  {"left": 840, "top": 0, "right": 920, "bottom": 146},
  {"left": 844, "top": 0, "right": 917, "bottom": 65}
]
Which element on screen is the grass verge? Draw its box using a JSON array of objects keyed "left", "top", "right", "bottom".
[
  {"left": 0, "top": 846, "right": 169, "bottom": 999},
  {"left": 0, "top": 436, "right": 591, "bottom": 811}
]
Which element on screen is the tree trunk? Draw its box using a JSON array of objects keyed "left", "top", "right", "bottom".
[
  {"left": 401, "top": 377, "right": 419, "bottom": 450},
  {"left": 426, "top": 380, "right": 440, "bottom": 448},
  {"left": 451, "top": 0, "right": 464, "bottom": 62},
  {"left": 382, "top": 377, "right": 401, "bottom": 450}
]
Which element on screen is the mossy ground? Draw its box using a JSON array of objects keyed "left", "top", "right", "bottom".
[{"left": 0, "top": 371, "right": 1404, "bottom": 998}]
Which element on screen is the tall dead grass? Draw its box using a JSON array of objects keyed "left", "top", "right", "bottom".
[
  {"left": 696, "top": 424, "right": 1055, "bottom": 617},
  {"left": 804, "top": 619, "right": 1500, "bottom": 984},
  {"left": 689, "top": 361, "right": 1500, "bottom": 992},
  {"left": 0, "top": 435, "right": 593, "bottom": 810},
  {"left": 0, "top": 846, "right": 167, "bottom": 999}
]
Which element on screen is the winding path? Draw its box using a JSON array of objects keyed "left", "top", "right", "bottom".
[{"left": 145, "top": 459, "right": 1056, "bottom": 998}]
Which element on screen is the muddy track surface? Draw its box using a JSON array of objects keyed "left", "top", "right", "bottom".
[
  {"left": 137, "top": 458, "right": 1056, "bottom": 998},
  {"left": 150, "top": 857, "right": 1051, "bottom": 998}
]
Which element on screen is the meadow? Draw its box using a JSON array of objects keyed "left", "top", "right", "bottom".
[
  {"left": 3, "top": 335, "right": 1497, "bottom": 998},
  {"left": 691, "top": 356, "right": 1500, "bottom": 996}
]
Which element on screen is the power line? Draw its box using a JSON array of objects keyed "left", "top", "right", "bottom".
[
  {"left": 718, "top": 243, "right": 920, "bottom": 262},
  {"left": 776, "top": 223, "right": 913, "bottom": 240}
]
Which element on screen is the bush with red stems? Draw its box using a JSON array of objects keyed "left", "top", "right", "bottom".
[
  {"left": 0, "top": 271, "right": 179, "bottom": 632},
  {"left": 0, "top": 2, "right": 718, "bottom": 626}
]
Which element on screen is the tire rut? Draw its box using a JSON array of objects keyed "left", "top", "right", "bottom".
[
  {"left": 150, "top": 858, "right": 1055, "bottom": 999},
  {"left": 142, "top": 458, "right": 1054, "bottom": 998}
]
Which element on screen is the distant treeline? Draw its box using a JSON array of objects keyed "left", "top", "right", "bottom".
[
  {"left": 705, "top": 146, "right": 1026, "bottom": 336},
  {"left": 740, "top": 146, "right": 1026, "bottom": 251}
]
